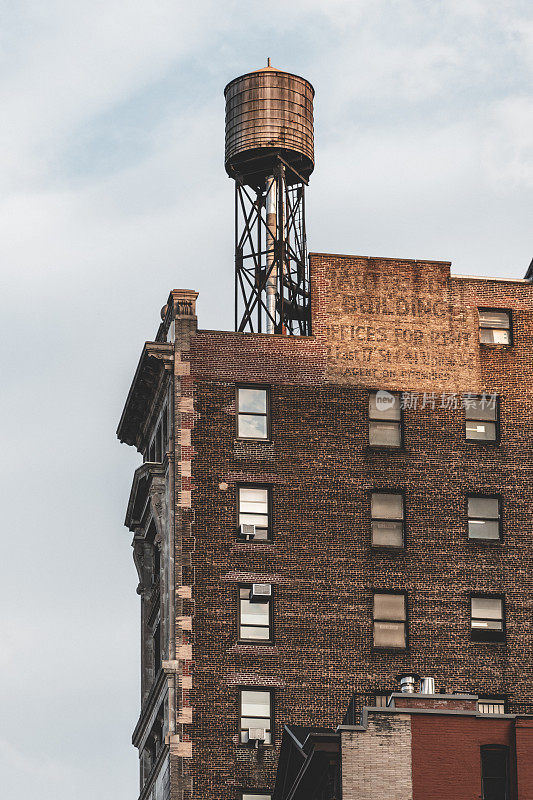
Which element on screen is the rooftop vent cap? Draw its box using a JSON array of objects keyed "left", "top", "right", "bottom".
[
  {"left": 420, "top": 677, "right": 436, "bottom": 695},
  {"left": 396, "top": 673, "right": 421, "bottom": 693}
]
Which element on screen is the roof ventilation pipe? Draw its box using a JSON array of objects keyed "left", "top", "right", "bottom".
[
  {"left": 420, "top": 677, "right": 436, "bottom": 694},
  {"left": 396, "top": 673, "right": 420, "bottom": 693}
]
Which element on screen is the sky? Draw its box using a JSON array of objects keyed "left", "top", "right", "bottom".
[{"left": 0, "top": 1, "right": 531, "bottom": 798}]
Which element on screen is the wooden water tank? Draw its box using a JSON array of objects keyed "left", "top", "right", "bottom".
[{"left": 224, "top": 65, "right": 314, "bottom": 188}]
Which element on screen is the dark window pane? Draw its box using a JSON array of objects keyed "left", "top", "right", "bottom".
[
  {"left": 482, "top": 747, "right": 508, "bottom": 777},
  {"left": 483, "top": 777, "right": 508, "bottom": 800},
  {"left": 154, "top": 423, "right": 162, "bottom": 462},
  {"left": 465, "top": 397, "right": 498, "bottom": 421},
  {"left": 481, "top": 746, "right": 508, "bottom": 800},
  {"left": 162, "top": 408, "right": 168, "bottom": 451}
]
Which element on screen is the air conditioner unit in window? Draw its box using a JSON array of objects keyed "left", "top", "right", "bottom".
[
  {"left": 250, "top": 584, "right": 272, "bottom": 602},
  {"left": 248, "top": 728, "right": 266, "bottom": 747},
  {"left": 239, "top": 524, "right": 256, "bottom": 540}
]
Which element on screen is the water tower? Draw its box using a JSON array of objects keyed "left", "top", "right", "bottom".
[{"left": 224, "top": 61, "right": 315, "bottom": 335}]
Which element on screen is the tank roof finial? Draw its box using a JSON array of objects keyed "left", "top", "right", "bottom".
[{"left": 267, "top": 57, "right": 271, "bottom": 67}]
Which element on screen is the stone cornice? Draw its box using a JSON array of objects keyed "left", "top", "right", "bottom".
[{"left": 117, "top": 342, "right": 173, "bottom": 448}]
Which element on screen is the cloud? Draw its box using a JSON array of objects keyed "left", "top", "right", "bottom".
[
  {"left": 0, "top": 0, "right": 221, "bottom": 188},
  {"left": 482, "top": 96, "right": 533, "bottom": 187}
]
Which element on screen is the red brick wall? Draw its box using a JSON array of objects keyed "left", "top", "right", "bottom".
[
  {"left": 188, "top": 330, "right": 327, "bottom": 386},
  {"left": 515, "top": 719, "right": 533, "bottom": 800},
  {"left": 411, "top": 715, "right": 516, "bottom": 800}
]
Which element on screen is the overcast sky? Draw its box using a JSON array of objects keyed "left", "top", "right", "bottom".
[{"left": 1, "top": 1, "right": 531, "bottom": 798}]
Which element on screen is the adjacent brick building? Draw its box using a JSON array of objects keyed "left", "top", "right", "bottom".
[
  {"left": 117, "top": 253, "right": 533, "bottom": 800},
  {"left": 273, "top": 683, "right": 533, "bottom": 800}
]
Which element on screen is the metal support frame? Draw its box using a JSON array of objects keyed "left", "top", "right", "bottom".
[{"left": 233, "top": 157, "right": 311, "bottom": 335}]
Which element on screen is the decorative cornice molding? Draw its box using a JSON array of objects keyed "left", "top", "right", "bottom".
[{"left": 117, "top": 342, "right": 173, "bottom": 448}]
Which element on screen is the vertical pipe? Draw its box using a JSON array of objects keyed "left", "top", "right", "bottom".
[
  {"left": 265, "top": 175, "right": 277, "bottom": 334},
  {"left": 278, "top": 165, "right": 285, "bottom": 333},
  {"left": 234, "top": 183, "right": 238, "bottom": 333},
  {"left": 257, "top": 191, "right": 262, "bottom": 333}
]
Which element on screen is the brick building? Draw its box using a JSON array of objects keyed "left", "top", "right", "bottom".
[
  {"left": 117, "top": 251, "right": 533, "bottom": 800},
  {"left": 273, "top": 679, "right": 533, "bottom": 800}
]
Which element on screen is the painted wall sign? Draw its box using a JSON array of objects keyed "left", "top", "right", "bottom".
[{"left": 312, "top": 256, "right": 482, "bottom": 392}]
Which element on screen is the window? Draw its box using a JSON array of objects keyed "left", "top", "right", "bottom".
[
  {"left": 145, "top": 403, "right": 168, "bottom": 463},
  {"left": 162, "top": 405, "right": 168, "bottom": 453},
  {"left": 152, "top": 619, "right": 161, "bottom": 673},
  {"left": 478, "top": 698, "right": 506, "bottom": 715},
  {"left": 471, "top": 596, "right": 505, "bottom": 642},
  {"left": 468, "top": 496, "right": 501, "bottom": 541},
  {"left": 373, "top": 593, "right": 407, "bottom": 649},
  {"left": 242, "top": 794, "right": 271, "bottom": 800},
  {"left": 369, "top": 391, "right": 402, "bottom": 447},
  {"left": 240, "top": 690, "right": 272, "bottom": 744},
  {"left": 374, "top": 693, "right": 391, "bottom": 708},
  {"left": 239, "top": 586, "right": 272, "bottom": 642},
  {"left": 237, "top": 387, "right": 269, "bottom": 439},
  {"left": 238, "top": 486, "right": 270, "bottom": 540},
  {"left": 465, "top": 395, "right": 499, "bottom": 442},
  {"left": 371, "top": 492, "right": 404, "bottom": 548},
  {"left": 152, "top": 544, "right": 161, "bottom": 585},
  {"left": 479, "top": 309, "right": 511, "bottom": 345},
  {"left": 481, "top": 745, "right": 509, "bottom": 800}
]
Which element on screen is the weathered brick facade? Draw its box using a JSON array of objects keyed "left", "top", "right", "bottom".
[{"left": 118, "top": 254, "right": 533, "bottom": 799}]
